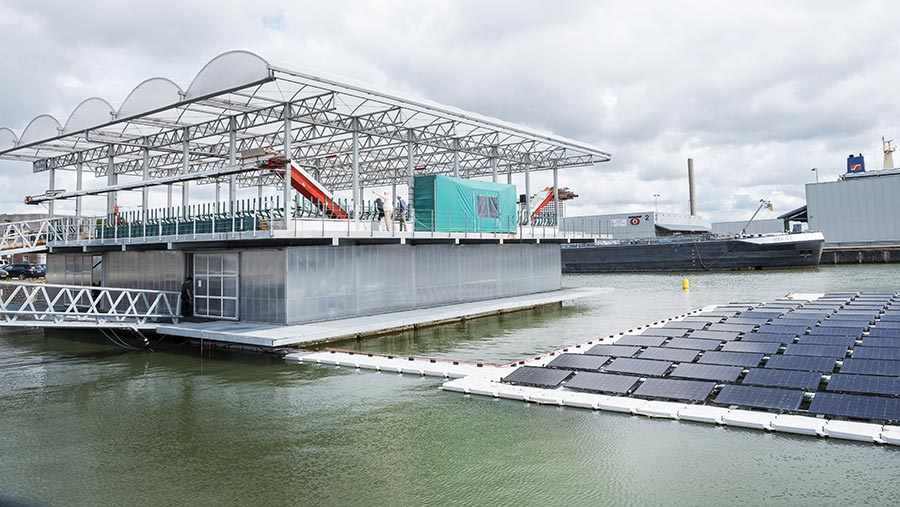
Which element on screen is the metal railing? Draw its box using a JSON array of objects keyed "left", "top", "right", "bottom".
[
  {"left": 0, "top": 218, "right": 54, "bottom": 255},
  {"left": 0, "top": 282, "right": 179, "bottom": 327}
]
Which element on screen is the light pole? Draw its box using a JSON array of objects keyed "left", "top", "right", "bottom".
[
  {"left": 811, "top": 167, "right": 818, "bottom": 183},
  {"left": 652, "top": 193, "right": 660, "bottom": 213}
]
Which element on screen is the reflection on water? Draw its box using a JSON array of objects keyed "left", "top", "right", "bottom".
[{"left": 1, "top": 265, "right": 900, "bottom": 506}]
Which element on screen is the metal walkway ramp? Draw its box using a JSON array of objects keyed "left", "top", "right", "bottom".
[
  {"left": 0, "top": 282, "right": 179, "bottom": 329},
  {"left": 0, "top": 218, "right": 57, "bottom": 257}
]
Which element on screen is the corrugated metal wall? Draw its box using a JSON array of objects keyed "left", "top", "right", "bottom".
[
  {"left": 47, "top": 254, "right": 93, "bottom": 286},
  {"left": 103, "top": 251, "right": 185, "bottom": 292},
  {"left": 283, "top": 243, "right": 560, "bottom": 325},
  {"left": 807, "top": 174, "right": 900, "bottom": 244},
  {"left": 711, "top": 219, "right": 784, "bottom": 235},
  {"left": 240, "top": 249, "right": 287, "bottom": 324}
]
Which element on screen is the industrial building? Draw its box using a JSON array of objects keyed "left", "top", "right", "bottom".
[
  {"left": 711, "top": 218, "right": 785, "bottom": 236},
  {"left": 559, "top": 212, "right": 709, "bottom": 241}
]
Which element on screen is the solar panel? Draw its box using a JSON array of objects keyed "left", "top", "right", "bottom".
[
  {"left": 720, "top": 317, "right": 771, "bottom": 325},
  {"left": 741, "top": 332, "right": 796, "bottom": 344},
  {"left": 796, "top": 334, "right": 857, "bottom": 347},
  {"left": 663, "top": 321, "right": 708, "bottom": 330},
  {"left": 819, "top": 320, "right": 870, "bottom": 329},
  {"left": 853, "top": 347, "right": 900, "bottom": 361},
  {"left": 697, "top": 310, "right": 740, "bottom": 318},
  {"left": 867, "top": 328, "right": 900, "bottom": 339},
  {"left": 807, "top": 326, "right": 864, "bottom": 337},
  {"left": 840, "top": 358, "right": 900, "bottom": 377},
  {"left": 764, "top": 355, "right": 836, "bottom": 373},
  {"left": 638, "top": 347, "right": 701, "bottom": 363},
  {"left": 773, "top": 317, "right": 821, "bottom": 327},
  {"left": 721, "top": 341, "right": 781, "bottom": 354},
  {"left": 632, "top": 378, "right": 716, "bottom": 402},
  {"left": 545, "top": 354, "right": 610, "bottom": 372},
  {"left": 584, "top": 345, "right": 641, "bottom": 357},
  {"left": 602, "top": 358, "right": 673, "bottom": 377},
  {"left": 708, "top": 323, "right": 757, "bottom": 333},
  {"left": 501, "top": 366, "right": 573, "bottom": 387},
  {"left": 688, "top": 330, "right": 741, "bottom": 341},
  {"left": 614, "top": 335, "right": 667, "bottom": 347},
  {"left": 761, "top": 324, "right": 810, "bottom": 335},
  {"left": 668, "top": 363, "right": 743, "bottom": 382},
  {"left": 860, "top": 337, "right": 900, "bottom": 348},
  {"left": 564, "top": 372, "right": 640, "bottom": 395},
  {"left": 681, "top": 316, "right": 723, "bottom": 324},
  {"left": 664, "top": 337, "right": 723, "bottom": 351},
  {"left": 740, "top": 311, "right": 784, "bottom": 320},
  {"left": 826, "top": 374, "right": 900, "bottom": 396},
  {"left": 808, "top": 392, "right": 900, "bottom": 422},
  {"left": 639, "top": 328, "right": 689, "bottom": 338},
  {"left": 828, "top": 313, "right": 876, "bottom": 322},
  {"left": 783, "top": 344, "right": 848, "bottom": 358},
  {"left": 878, "top": 314, "right": 900, "bottom": 322},
  {"left": 698, "top": 351, "right": 764, "bottom": 367},
  {"left": 873, "top": 321, "right": 900, "bottom": 329},
  {"left": 713, "top": 385, "right": 804, "bottom": 411},
  {"left": 741, "top": 368, "right": 822, "bottom": 390}
]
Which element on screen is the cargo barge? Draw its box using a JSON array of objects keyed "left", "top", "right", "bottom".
[{"left": 561, "top": 231, "right": 825, "bottom": 272}]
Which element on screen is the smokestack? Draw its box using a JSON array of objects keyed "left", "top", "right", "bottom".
[{"left": 688, "top": 158, "right": 696, "bottom": 216}]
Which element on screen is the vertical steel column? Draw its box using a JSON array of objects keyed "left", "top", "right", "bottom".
[
  {"left": 352, "top": 119, "right": 359, "bottom": 224},
  {"left": 552, "top": 161, "right": 559, "bottom": 228},
  {"left": 407, "top": 129, "right": 415, "bottom": 225},
  {"left": 106, "top": 147, "right": 117, "bottom": 215},
  {"left": 75, "top": 154, "right": 83, "bottom": 218},
  {"left": 228, "top": 117, "right": 237, "bottom": 209},
  {"left": 283, "top": 103, "right": 292, "bottom": 229},
  {"left": 491, "top": 146, "right": 498, "bottom": 183},
  {"left": 524, "top": 160, "right": 531, "bottom": 226},
  {"left": 167, "top": 185, "right": 173, "bottom": 209},
  {"left": 181, "top": 127, "right": 189, "bottom": 208},
  {"left": 452, "top": 138, "right": 460, "bottom": 178},
  {"left": 141, "top": 139, "right": 150, "bottom": 212},
  {"left": 47, "top": 167, "right": 55, "bottom": 217},
  {"left": 215, "top": 181, "right": 221, "bottom": 205}
]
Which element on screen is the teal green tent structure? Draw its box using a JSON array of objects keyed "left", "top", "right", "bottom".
[{"left": 413, "top": 175, "right": 517, "bottom": 233}]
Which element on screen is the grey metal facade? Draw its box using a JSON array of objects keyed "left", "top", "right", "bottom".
[
  {"left": 711, "top": 219, "right": 785, "bottom": 236},
  {"left": 102, "top": 251, "right": 186, "bottom": 292},
  {"left": 807, "top": 172, "right": 900, "bottom": 244},
  {"left": 560, "top": 212, "right": 710, "bottom": 240},
  {"left": 240, "top": 249, "right": 287, "bottom": 324},
  {"left": 283, "top": 243, "right": 560, "bottom": 325}
]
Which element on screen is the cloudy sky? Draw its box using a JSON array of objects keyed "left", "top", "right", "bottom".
[{"left": 1, "top": 0, "right": 898, "bottom": 222}]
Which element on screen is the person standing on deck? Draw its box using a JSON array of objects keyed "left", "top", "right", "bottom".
[
  {"left": 397, "top": 195, "right": 408, "bottom": 231},
  {"left": 180, "top": 277, "right": 193, "bottom": 319},
  {"left": 381, "top": 192, "right": 394, "bottom": 231}
]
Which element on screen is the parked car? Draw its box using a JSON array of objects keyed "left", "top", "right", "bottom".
[
  {"left": 0, "top": 268, "right": 8, "bottom": 279},
  {"left": 33, "top": 264, "right": 46, "bottom": 277},
  {"left": 3, "top": 264, "right": 39, "bottom": 280}
]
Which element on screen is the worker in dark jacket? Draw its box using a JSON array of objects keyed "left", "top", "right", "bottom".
[{"left": 180, "top": 277, "right": 193, "bottom": 319}]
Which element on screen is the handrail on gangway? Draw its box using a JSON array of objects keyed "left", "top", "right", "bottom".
[{"left": 0, "top": 281, "right": 180, "bottom": 328}]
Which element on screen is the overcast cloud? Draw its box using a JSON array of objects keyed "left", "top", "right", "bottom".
[{"left": 1, "top": 0, "right": 898, "bottom": 222}]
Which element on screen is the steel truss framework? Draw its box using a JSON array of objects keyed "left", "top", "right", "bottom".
[{"left": 0, "top": 50, "right": 610, "bottom": 199}]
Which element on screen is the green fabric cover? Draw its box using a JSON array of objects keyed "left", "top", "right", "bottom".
[{"left": 413, "top": 175, "right": 517, "bottom": 232}]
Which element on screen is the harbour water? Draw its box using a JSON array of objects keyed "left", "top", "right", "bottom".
[{"left": 1, "top": 265, "right": 899, "bottom": 506}]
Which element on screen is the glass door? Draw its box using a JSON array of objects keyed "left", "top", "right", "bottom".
[{"left": 193, "top": 253, "right": 239, "bottom": 320}]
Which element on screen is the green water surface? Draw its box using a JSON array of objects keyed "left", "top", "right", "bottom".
[{"left": 1, "top": 265, "right": 899, "bottom": 506}]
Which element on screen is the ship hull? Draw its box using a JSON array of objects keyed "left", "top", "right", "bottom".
[{"left": 561, "top": 233, "right": 825, "bottom": 273}]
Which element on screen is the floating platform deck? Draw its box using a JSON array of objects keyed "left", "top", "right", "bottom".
[
  {"left": 159, "top": 287, "right": 606, "bottom": 347},
  {"left": 289, "top": 291, "right": 900, "bottom": 446}
]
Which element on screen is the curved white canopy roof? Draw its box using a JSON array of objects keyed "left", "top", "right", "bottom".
[{"left": 0, "top": 50, "right": 610, "bottom": 190}]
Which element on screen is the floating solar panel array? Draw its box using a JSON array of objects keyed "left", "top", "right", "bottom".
[{"left": 500, "top": 292, "right": 900, "bottom": 425}]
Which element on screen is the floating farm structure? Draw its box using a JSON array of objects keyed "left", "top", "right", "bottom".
[{"left": 0, "top": 50, "right": 610, "bottom": 344}]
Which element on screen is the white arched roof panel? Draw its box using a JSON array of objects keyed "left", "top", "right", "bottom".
[
  {"left": 0, "top": 128, "right": 17, "bottom": 151},
  {"left": 185, "top": 50, "right": 270, "bottom": 100},
  {"left": 117, "top": 77, "right": 183, "bottom": 118},
  {"left": 19, "top": 115, "right": 62, "bottom": 145},
  {"left": 62, "top": 97, "right": 115, "bottom": 135}
]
